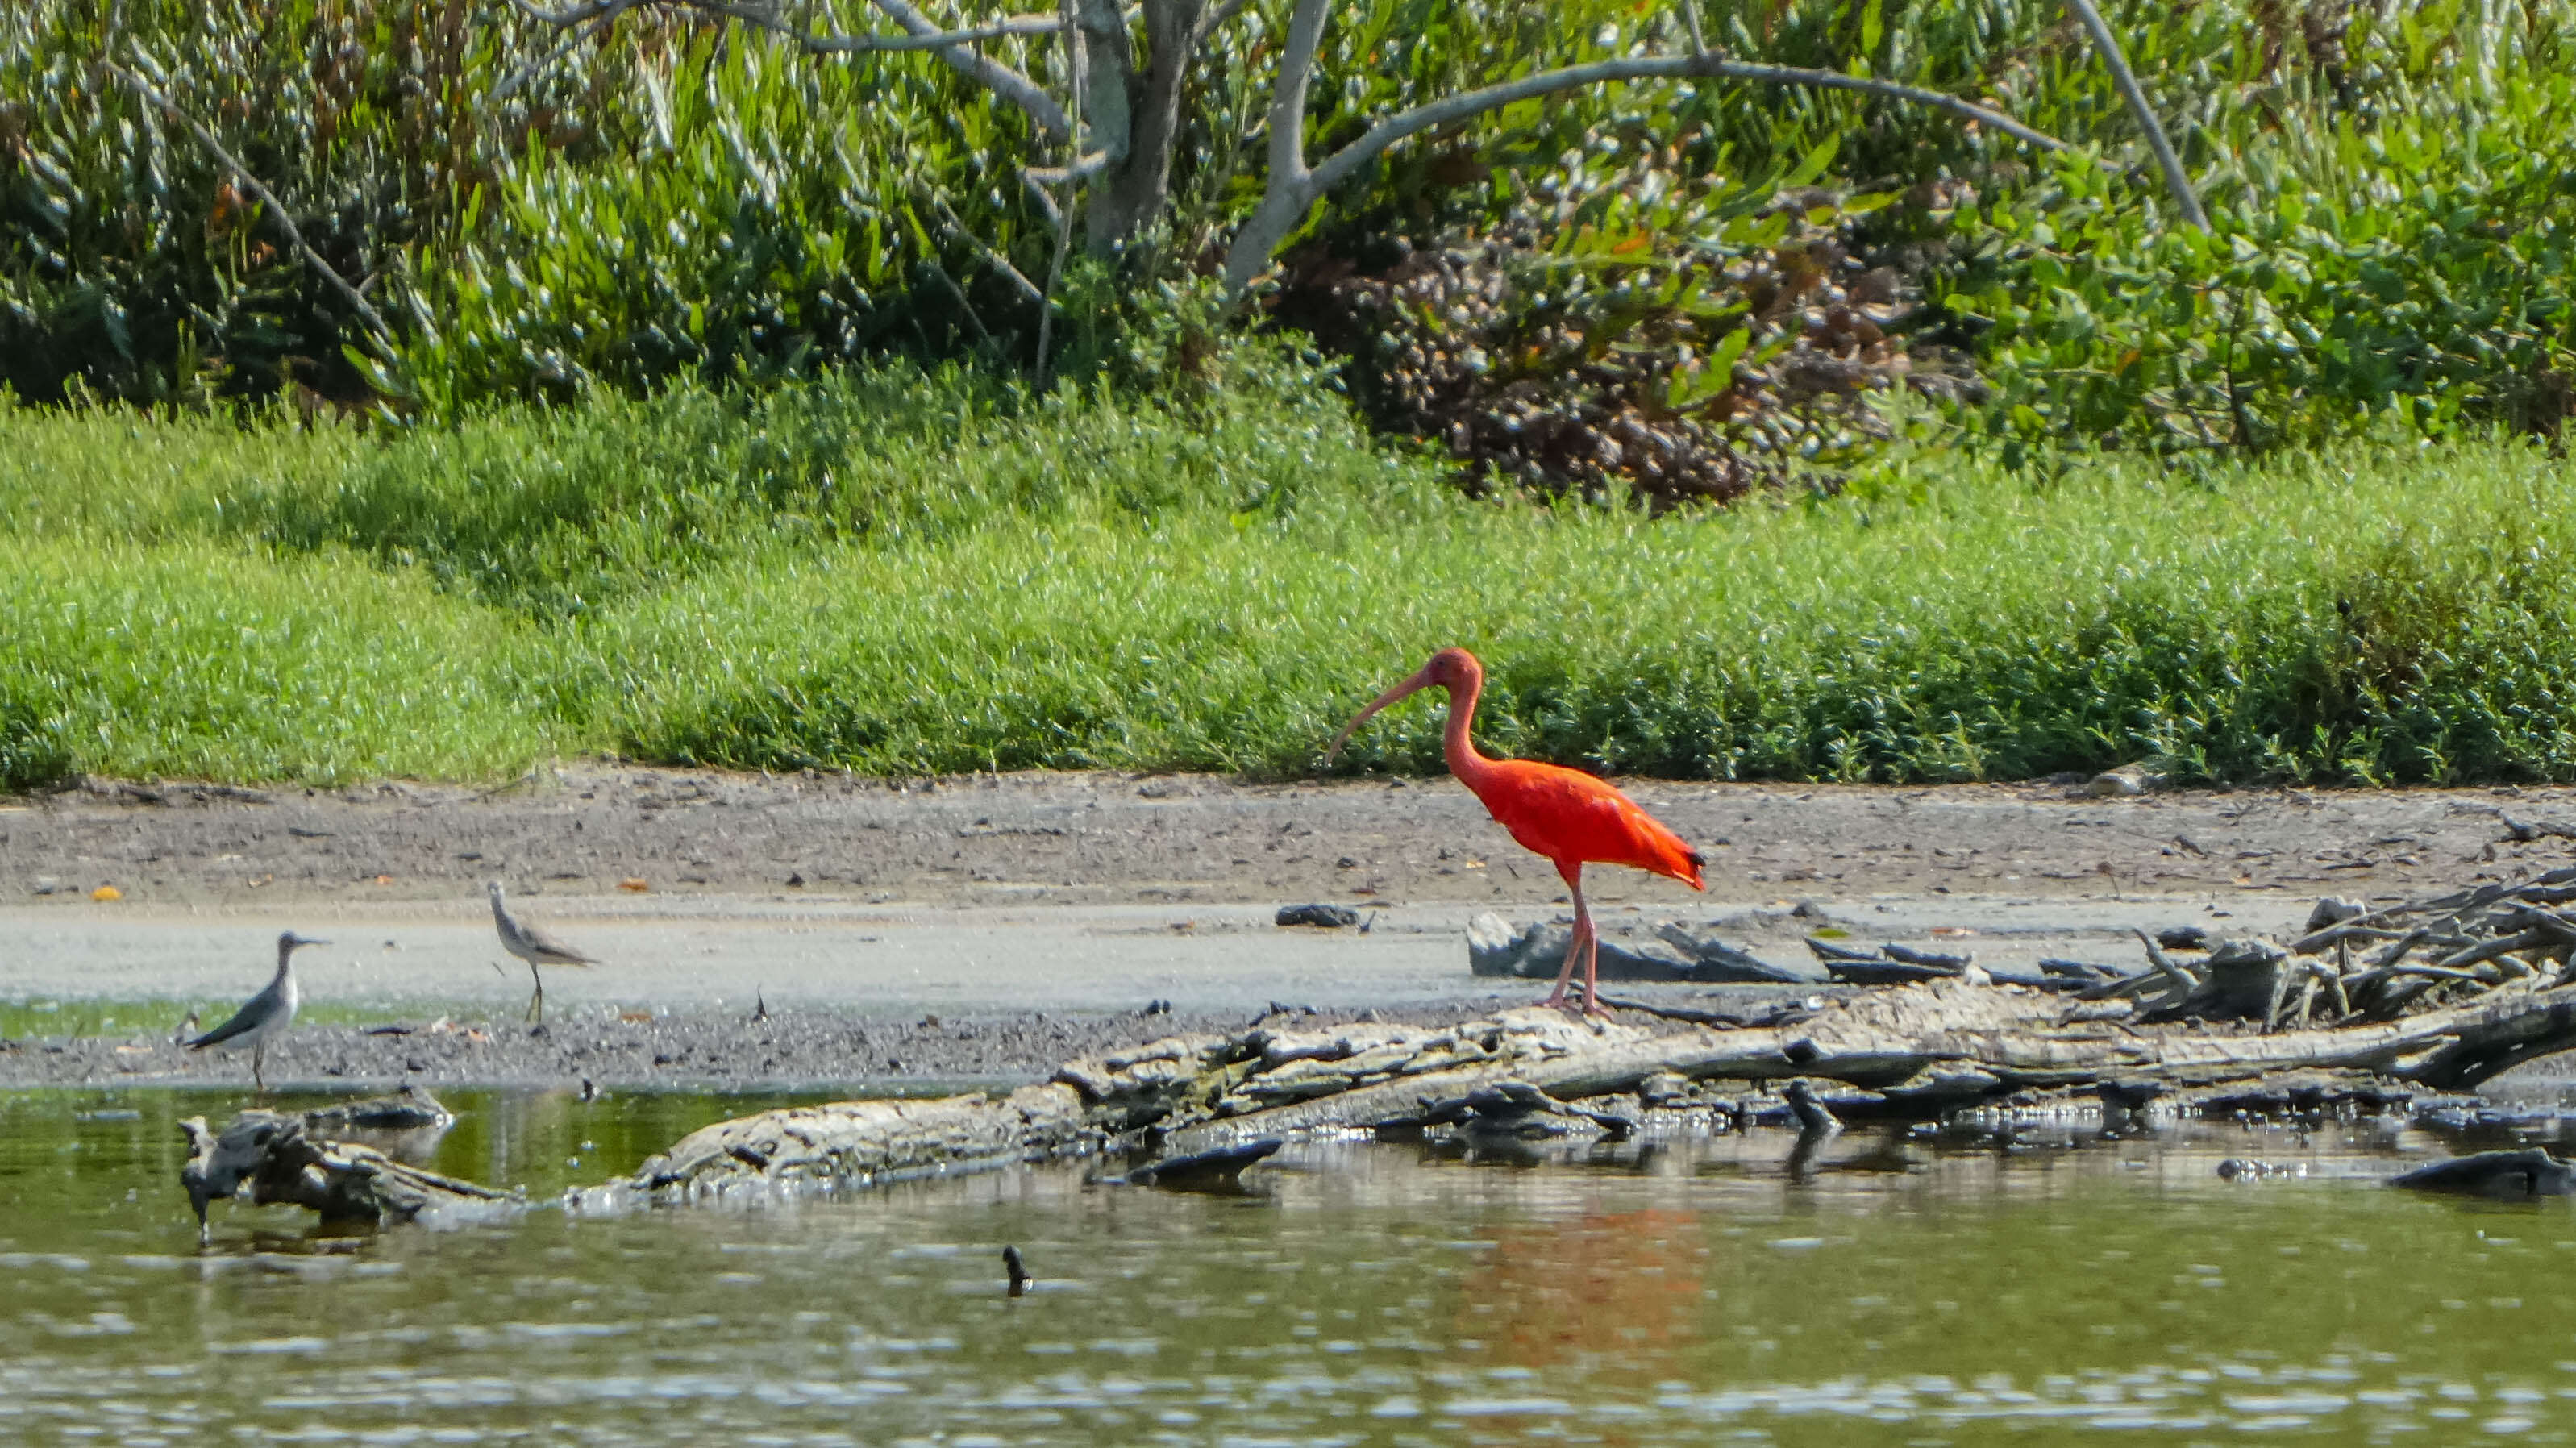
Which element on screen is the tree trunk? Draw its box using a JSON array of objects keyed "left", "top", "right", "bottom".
[{"left": 1081, "top": 0, "right": 1200, "bottom": 256}]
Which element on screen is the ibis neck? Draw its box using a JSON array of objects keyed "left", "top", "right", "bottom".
[{"left": 1440, "top": 674, "right": 1497, "bottom": 791}]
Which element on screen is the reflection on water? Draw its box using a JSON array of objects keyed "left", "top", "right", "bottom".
[{"left": 10, "top": 1086, "right": 2576, "bottom": 1443}]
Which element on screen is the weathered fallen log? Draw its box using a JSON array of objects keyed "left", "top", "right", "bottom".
[
  {"left": 181, "top": 960, "right": 2576, "bottom": 1225},
  {"left": 631, "top": 1085, "right": 1093, "bottom": 1197},
  {"left": 178, "top": 1109, "right": 514, "bottom": 1242},
  {"left": 622, "top": 972, "right": 2576, "bottom": 1191}
]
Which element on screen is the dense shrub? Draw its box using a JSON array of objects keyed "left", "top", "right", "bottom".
[{"left": 4, "top": 0, "right": 2574, "bottom": 479}]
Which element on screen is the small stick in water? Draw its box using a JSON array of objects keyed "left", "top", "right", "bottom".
[{"left": 1003, "top": 1245, "right": 1030, "bottom": 1298}]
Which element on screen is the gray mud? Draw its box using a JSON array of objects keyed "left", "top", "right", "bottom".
[
  {"left": 0, "top": 999, "right": 1537, "bottom": 1092},
  {"left": 8, "top": 766, "right": 2570, "bottom": 909},
  {"left": 6, "top": 767, "right": 2576, "bottom": 1089}
]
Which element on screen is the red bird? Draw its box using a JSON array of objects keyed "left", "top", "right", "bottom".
[{"left": 1328, "top": 647, "right": 1705, "bottom": 1016}]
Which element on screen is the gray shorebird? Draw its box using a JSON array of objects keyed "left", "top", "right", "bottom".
[
  {"left": 187, "top": 931, "right": 328, "bottom": 1092},
  {"left": 486, "top": 883, "right": 599, "bottom": 1023}
]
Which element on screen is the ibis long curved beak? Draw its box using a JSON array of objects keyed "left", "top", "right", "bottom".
[{"left": 1325, "top": 666, "right": 1435, "bottom": 763}]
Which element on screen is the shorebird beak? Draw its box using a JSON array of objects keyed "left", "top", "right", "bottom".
[{"left": 1325, "top": 666, "right": 1434, "bottom": 764}]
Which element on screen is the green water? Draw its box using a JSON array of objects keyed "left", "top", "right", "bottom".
[{"left": 8, "top": 1088, "right": 2576, "bottom": 1445}]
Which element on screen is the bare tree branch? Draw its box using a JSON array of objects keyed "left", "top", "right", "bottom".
[
  {"left": 105, "top": 58, "right": 397, "bottom": 347},
  {"left": 925, "top": 257, "right": 997, "bottom": 343},
  {"left": 1263, "top": 0, "right": 1333, "bottom": 193},
  {"left": 494, "top": 0, "right": 640, "bottom": 102},
  {"left": 504, "top": 0, "right": 1072, "bottom": 133},
  {"left": 1034, "top": 0, "right": 1085, "bottom": 385},
  {"left": 870, "top": 0, "right": 1072, "bottom": 138},
  {"left": 1224, "top": 38, "right": 2079, "bottom": 294},
  {"left": 513, "top": 0, "right": 1064, "bottom": 51},
  {"left": 1023, "top": 148, "right": 1115, "bottom": 184},
  {"left": 694, "top": 0, "right": 1064, "bottom": 52},
  {"left": 511, "top": 0, "right": 625, "bottom": 24},
  {"left": 1021, "top": 170, "right": 1065, "bottom": 228},
  {"left": 2061, "top": 0, "right": 2209, "bottom": 229},
  {"left": 1192, "top": 0, "right": 1249, "bottom": 46},
  {"left": 920, "top": 186, "right": 1047, "bottom": 306},
  {"left": 1307, "top": 53, "right": 2074, "bottom": 199}
]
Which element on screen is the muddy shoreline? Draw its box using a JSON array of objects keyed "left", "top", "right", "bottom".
[
  {"left": 8, "top": 768, "right": 2576, "bottom": 1091},
  {"left": 8, "top": 766, "right": 2570, "bottom": 909},
  {"left": 0, "top": 999, "right": 1541, "bottom": 1092}
]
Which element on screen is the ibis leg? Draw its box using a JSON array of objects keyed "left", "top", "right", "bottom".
[
  {"left": 1541, "top": 863, "right": 1592, "bottom": 1012},
  {"left": 1580, "top": 909, "right": 1608, "bottom": 1017},
  {"left": 1569, "top": 876, "right": 1609, "bottom": 1016}
]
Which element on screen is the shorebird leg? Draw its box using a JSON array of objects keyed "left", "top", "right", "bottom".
[
  {"left": 252, "top": 1046, "right": 266, "bottom": 1095},
  {"left": 1580, "top": 913, "right": 1608, "bottom": 1017},
  {"left": 1541, "top": 863, "right": 1594, "bottom": 1012},
  {"left": 526, "top": 963, "right": 546, "bottom": 1025}
]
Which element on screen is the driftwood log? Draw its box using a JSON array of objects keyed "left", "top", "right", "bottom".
[
  {"left": 178, "top": 1095, "right": 509, "bottom": 1242},
  {"left": 178, "top": 870, "right": 2576, "bottom": 1226},
  {"left": 182, "top": 980, "right": 2576, "bottom": 1224},
  {"left": 635, "top": 968, "right": 2576, "bottom": 1192}
]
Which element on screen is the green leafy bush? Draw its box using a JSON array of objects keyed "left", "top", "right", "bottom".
[
  {"left": 6, "top": 0, "right": 2576, "bottom": 467},
  {"left": 1942, "top": 91, "right": 2576, "bottom": 453}
]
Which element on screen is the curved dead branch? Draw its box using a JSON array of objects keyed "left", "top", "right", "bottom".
[
  {"left": 2060, "top": 0, "right": 2209, "bottom": 228},
  {"left": 104, "top": 57, "right": 397, "bottom": 347},
  {"left": 1222, "top": 6, "right": 2079, "bottom": 293}
]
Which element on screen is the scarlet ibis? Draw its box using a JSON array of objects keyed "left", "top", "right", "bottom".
[{"left": 1327, "top": 648, "right": 1704, "bottom": 1015}]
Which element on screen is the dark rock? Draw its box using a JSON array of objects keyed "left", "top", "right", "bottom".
[
  {"left": 2143, "top": 937, "right": 2291, "bottom": 1022},
  {"left": 2217, "top": 1158, "right": 2288, "bottom": 1180},
  {"left": 1784, "top": 1079, "right": 1841, "bottom": 1134},
  {"left": 1276, "top": 903, "right": 1360, "bottom": 928},
  {"left": 2096, "top": 1078, "right": 2167, "bottom": 1114},
  {"left": 1467, "top": 913, "right": 1818, "bottom": 984},
  {"left": 2388, "top": 1148, "right": 2576, "bottom": 1197},
  {"left": 1110, "top": 1137, "right": 1284, "bottom": 1188},
  {"left": 304, "top": 1084, "right": 453, "bottom": 1132}
]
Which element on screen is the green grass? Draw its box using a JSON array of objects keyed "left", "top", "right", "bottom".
[{"left": 6, "top": 368, "right": 2576, "bottom": 790}]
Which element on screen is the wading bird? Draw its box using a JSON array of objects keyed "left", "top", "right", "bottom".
[
  {"left": 187, "top": 931, "right": 329, "bottom": 1091},
  {"left": 487, "top": 882, "right": 600, "bottom": 1023},
  {"left": 1328, "top": 648, "right": 1704, "bottom": 1016}
]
